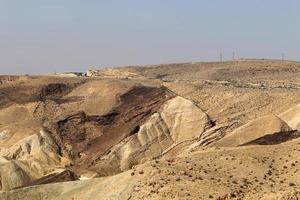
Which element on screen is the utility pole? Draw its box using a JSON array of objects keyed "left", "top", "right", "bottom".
[
  {"left": 281, "top": 53, "right": 285, "bottom": 67},
  {"left": 281, "top": 53, "right": 285, "bottom": 62},
  {"left": 220, "top": 52, "right": 223, "bottom": 62},
  {"left": 232, "top": 52, "right": 235, "bottom": 60}
]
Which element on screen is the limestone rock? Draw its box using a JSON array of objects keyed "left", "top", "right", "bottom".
[
  {"left": 119, "top": 113, "right": 174, "bottom": 170},
  {"left": 279, "top": 103, "right": 300, "bottom": 131},
  {"left": 160, "top": 96, "right": 211, "bottom": 143},
  {"left": 215, "top": 115, "right": 292, "bottom": 147},
  {"left": 100, "top": 96, "right": 211, "bottom": 172},
  {"left": 0, "top": 159, "right": 39, "bottom": 191},
  {"left": 0, "top": 130, "right": 67, "bottom": 172},
  {"left": 0, "top": 130, "right": 70, "bottom": 191},
  {"left": 0, "top": 130, "right": 59, "bottom": 160}
]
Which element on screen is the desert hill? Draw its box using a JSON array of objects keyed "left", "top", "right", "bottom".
[{"left": 0, "top": 59, "right": 300, "bottom": 199}]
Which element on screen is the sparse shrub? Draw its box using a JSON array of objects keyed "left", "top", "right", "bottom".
[{"left": 289, "top": 182, "right": 296, "bottom": 186}]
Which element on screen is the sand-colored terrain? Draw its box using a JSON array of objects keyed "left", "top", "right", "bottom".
[{"left": 0, "top": 59, "right": 300, "bottom": 199}]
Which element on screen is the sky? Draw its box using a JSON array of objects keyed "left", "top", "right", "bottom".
[{"left": 0, "top": 0, "right": 299, "bottom": 75}]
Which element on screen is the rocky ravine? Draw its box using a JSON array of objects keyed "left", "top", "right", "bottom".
[{"left": 0, "top": 77, "right": 215, "bottom": 191}]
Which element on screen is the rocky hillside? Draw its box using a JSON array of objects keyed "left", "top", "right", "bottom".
[{"left": 1, "top": 60, "right": 300, "bottom": 199}]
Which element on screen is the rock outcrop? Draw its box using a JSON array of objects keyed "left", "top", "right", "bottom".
[
  {"left": 0, "top": 158, "right": 39, "bottom": 191},
  {"left": 22, "top": 169, "right": 79, "bottom": 188},
  {"left": 0, "top": 80, "right": 178, "bottom": 189},
  {"left": 0, "top": 76, "right": 22, "bottom": 85},
  {"left": 279, "top": 103, "right": 300, "bottom": 131},
  {"left": 0, "top": 128, "right": 70, "bottom": 190},
  {"left": 160, "top": 96, "right": 211, "bottom": 143},
  {"left": 215, "top": 115, "right": 293, "bottom": 147},
  {"left": 94, "top": 96, "right": 211, "bottom": 173},
  {"left": 86, "top": 68, "right": 143, "bottom": 79}
]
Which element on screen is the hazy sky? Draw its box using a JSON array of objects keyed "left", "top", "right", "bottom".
[{"left": 0, "top": 0, "right": 299, "bottom": 74}]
